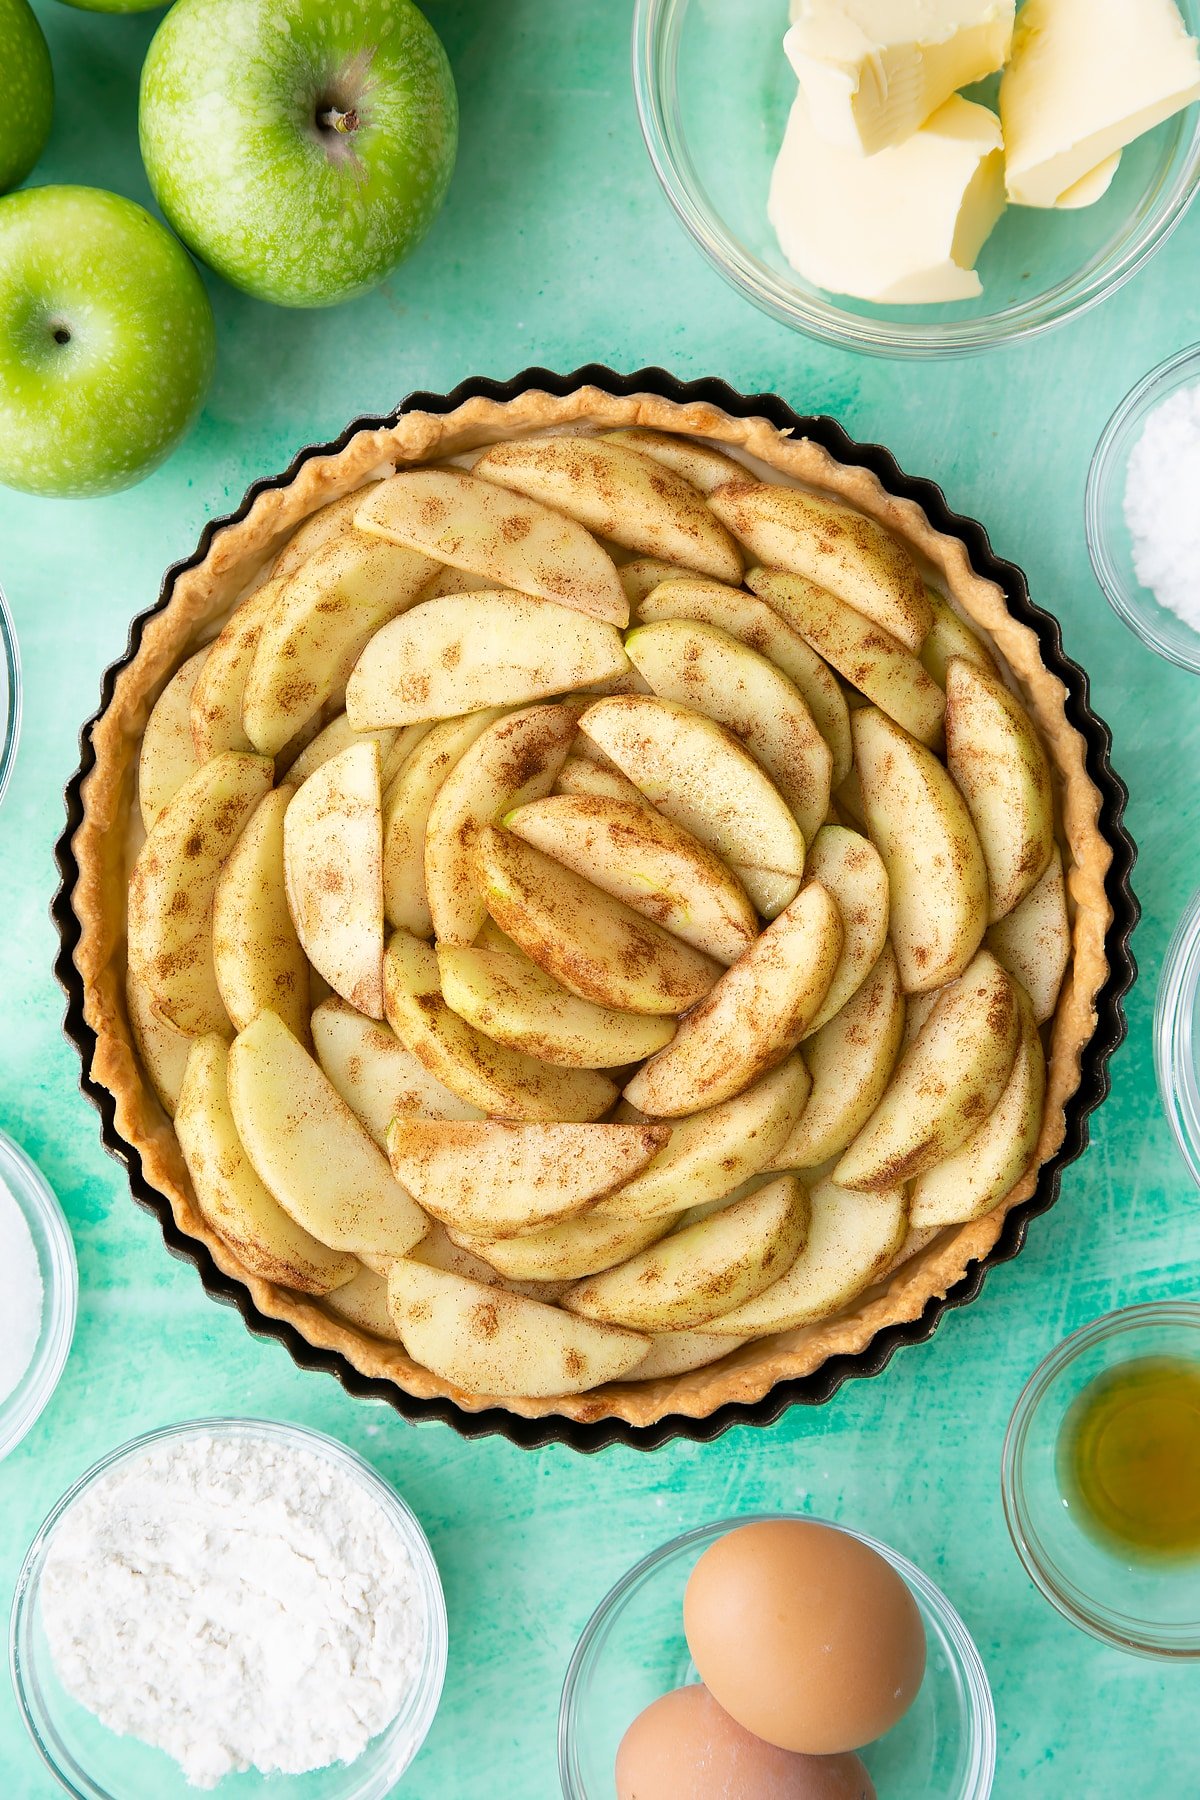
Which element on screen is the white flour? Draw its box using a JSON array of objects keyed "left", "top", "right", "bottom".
[
  {"left": 41, "top": 1431, "right": 426, "bottom": 1788},
  {"left": 1124, "top": 382, "right": 1200, "bottom": 630},
  {"left": 0, "top": 1175, "right": 43, "bottom": 1404}
]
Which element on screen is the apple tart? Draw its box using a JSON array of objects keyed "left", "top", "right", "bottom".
[{"left": 67, "top": 381, "right": 1121, "bottom": 1433}]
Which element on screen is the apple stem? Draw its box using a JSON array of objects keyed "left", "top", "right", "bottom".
[{"left": 317, "top": 106, "right": 359, "bottom": 136}]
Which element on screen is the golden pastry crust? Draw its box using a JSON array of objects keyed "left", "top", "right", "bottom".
[{"left": 71, "top": 386, "right": 1113, "bottom": 1429}]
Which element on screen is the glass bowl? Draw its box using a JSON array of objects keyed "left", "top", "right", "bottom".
[
  {"left": 559, "top": 1513, "right": 996, "bottom": 1799},
  {"left": 10, "top": 1418, "right": 448, "bottom": 1800},
  {"left": 1155, "top": 883, "right": 1200, "bottom": 1188},
  {"left": 632, "top": 0, "right": 1200, "bottom": 358},
  {"left": 0, "top": 1130, "right": 77, "bottom": 1463},
  {"left": 1002, "top": 1303, "right": 1200, "bottom": 1658},
  {"left": 0, "top": 579, "right": 21, "bottom": 808},
  {"left": 1086, "top": 343, "right": 1200, "bottom": 672}
]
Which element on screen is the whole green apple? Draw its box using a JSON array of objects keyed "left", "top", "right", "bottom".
[
  {"left": 0, "top": 187, "right": 216, "bottom": 497},
  {"left": 0, "top": 0, "right": 53, "bottom": 193},
  {"left": 139, "top": 0, "right": 458, "bottom": 308}
]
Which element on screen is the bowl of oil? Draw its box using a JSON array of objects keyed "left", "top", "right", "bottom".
[{"left": 1001, "top": 1303, "right": 1200, "bottom": 1658}]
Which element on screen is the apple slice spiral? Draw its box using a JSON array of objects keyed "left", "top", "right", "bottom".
[{"left": 123, "top": 425, "right": 1069, "bottom": 1403}]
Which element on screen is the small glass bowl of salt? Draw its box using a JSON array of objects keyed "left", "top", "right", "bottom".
[
  {"left": 1087, "top": 343, "right": 1200, "bottom": 673},
  {"left": 0, "top": 1128, "right": 77, "bottom": 1461}
]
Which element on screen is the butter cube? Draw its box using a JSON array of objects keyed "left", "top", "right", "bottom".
[
  {"left": 769, "top": 92, "right": 1005, "bottom": 303},
  {"left": 784, "top": 1, "right": 1015, "bottom": 156},
  {"left": 1001, "top": 0, "right": 1200, "bottom": 208}
]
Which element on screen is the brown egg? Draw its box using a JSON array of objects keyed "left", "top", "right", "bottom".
[
  {"left": 615, "top": 1684, "right": 876, "bottom": 1800},
  {"left": 683, "top": 1520, "right": 926, "bottom": 1754}
]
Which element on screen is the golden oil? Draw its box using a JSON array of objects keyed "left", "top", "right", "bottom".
[{"left": 1058, "top": 1356, "right": 1200, "bottom": 1560}]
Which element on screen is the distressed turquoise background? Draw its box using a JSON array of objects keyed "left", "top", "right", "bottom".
[{"left": 1, "top": 3, "right": 1198, "bottom": 1795}]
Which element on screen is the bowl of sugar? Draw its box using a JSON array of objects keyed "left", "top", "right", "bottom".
[
  {"left": 0, "top": 1129, "right": 77, "bottom": 1462},
  {"left": 1087, "top": 342, "right": 1200, "bottom": 671}
]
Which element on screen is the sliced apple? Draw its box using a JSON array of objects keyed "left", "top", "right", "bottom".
[
  {"left": 242, "top": 530, "right": 437, "bottom": 756},
  {"left": 944, "top": 656, "right": 1055, "bottom": 922},
  {"left": 834, "top": 949, "right": 1020, "bottom": 1191},
  {"left": 601, "top": 427, "right": 746, "bottom": 494},
  {"left": 625, "top": 619, "right": 833, "bottom": 841},
  {"left": 284, "top": 713, "right": 400, "bottom": 789},
  {"left": 628, "top": 1330, "right": 747, "bottom": 1379},
  {"left": 418, "top": 562, "right": 492, "bottom": 600},
  {"left": 709, "top": 480, "right": 931, "bottom": 651},
  {"left": 128, "top": 751, "right": 273, "bottom": 1035},
  {"left": 619, "top": 557, "right": 699, "bottom": 607},
  {"left": 504, "top": 793, "right": 757, "bottom": 965},
  {"left": 311, "top": 995, "right": 482, "bottom": 1148},
  {"left": 384, "top": 724, "right": 438, "bottom": 789},
  {"left": 176, "top": 1036, "right": 357, "bottom": 1293},
  {"left": 392, "top": 1260, "right": 651, "bottom": 1396},
  {"left": 213, "top": 786, "right": 310, "bottom": 1042},
  {"left": 424, "top": 703, "right": 577, "bottom": 946},
  {"left": 554, "top": 754, "right": 646, "bottom": 805},
  {"left": 126, "top": 965, "right": 194, "bottom": 1116},
  {"left": 624, "top": 882, "right": 842, "bottom": 1116},
  {"left": 386, "top": 1259, "right": 647, "bottom": 1397},
  {"left": 354, "top": 467, "right": 627, "bottom": 624},
  {"left": 706, "top": 1177, "right": 907, "bottom": 1335},
  {"left": 139, "top": 647, "right": 208, "bottom": 830},
  {"left": 381, "top": 708, "right": 506, "bottom": 938},
  {"left": 578, "top": 696, "right": 806, "bottom": 915},
  {"left": 801, "top": 824, "right": 890, "bottom": 1036},
  {"left": 268, "top": 487, "right": 366, "bottom": 584},
  {"left": 385, "top": 1119, "right": 669, "bottom": 1239},
  {"left": 459, "top": 1209, "right": 671, "bottom": 1283},
  {"left": 986, "top": 845, "right": 1070, "bottom": 1024},
  {"left": 767, "top": 946, "right": 905, "bottom": 1170},
  {"left": 597, "top": 1055, "right": 811, "bottom": 1221},
  {"left": 437, "top": 945, "right": 676, "bottom": 1067},
  {"left": 383, "top": 930, "right": 617, "bottom": 1121},
  {"left": 747, "top": 567, "right": 945, "bottom": 748},
  {"left": 324, "top": 1266, "right": 403, "bottom": 1340},
  {"left": 475, "top": 435, "right": 743, "bottom": 584},
  {"left": 410, "top": 1221, "right": 570, "bottom": 1304},
  {"left": 346, "top": 591, "right": 630, "bottom": 729},
  {"left": 911, "top": 982, "right": 1046, "bottom": 1227},
  {"left": 189, "top": 579, "right": 285, "bottom": 762},
  {"left": 637, "top": 577, "right": 852, "bottom": 787},
  {"left": 227, "top": 1010, "right": 429, "bottom": 1268},
  {"left": 852, "top": 706, "right": 988, "bottom": 993},
  {"left": 476, "top": 825, "right": 722, "bottom": 1015},
  {"left": 920, "top": 589, "right": 998, "bottom": 686},
  {"left": 565, "top": 1175, "right": 809, "bottom": 1331},
  {"left": 323, "top": 1267, "right": 402, "bottom": 1339},
  {"left": 283, "top": 740, "right": 384, "bottom": 1018}
]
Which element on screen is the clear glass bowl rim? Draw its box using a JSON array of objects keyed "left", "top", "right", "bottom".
[
  {"left": 0, "top": 1129, "right": 77, "bottom": 1463},
  {"left": 557, "top": 1510, "right": 997, "bottom": 1798},
  {"left": 10, "top": 1415, "right": 449, "bottom": 1800},
  {"left": 631, "top": 0, "right": 1200, "bottom": 359},
  {"left": 1085, "top": 342, "right": 1200, "bottom": 673},
  {"left": 0, "top": 580, "right": 22, "bottom": 810},
  {"left": 1154, "top": 883, "right": 1200, "bottom": 1188},
  {"left": 1001, "top": 1300, "right": 1200, "bottom": 1658}
]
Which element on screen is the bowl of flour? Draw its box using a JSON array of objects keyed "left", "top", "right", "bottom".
[
  {"left": 0, "top": 1128, "right": 77, "bottom": 1463},
  {"left": 10, "top": 1418, "right": 447, "bottom": 1798},
  {"left": 1087, "top": 342, "right": 1200, "bottom": 674}
]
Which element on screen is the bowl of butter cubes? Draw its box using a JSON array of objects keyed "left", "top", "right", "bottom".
[{"left": 633, "top": 0, "right": 1200, "bottom": 357}]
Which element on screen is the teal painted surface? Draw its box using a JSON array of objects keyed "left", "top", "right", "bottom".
[{"left": 0, "top": 4, "right": 1197, "bottom": 1795}]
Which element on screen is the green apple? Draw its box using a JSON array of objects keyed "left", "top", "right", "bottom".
[
  {"left": 139, "top": 0, "right": 458, "bottom": 308},
  {"left": 0, "top": 187, "right": 216, "bottom": 497},
  {"left": 0, "top": 0, "right": 53, "bottom": 193}
]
